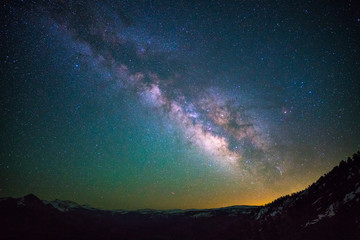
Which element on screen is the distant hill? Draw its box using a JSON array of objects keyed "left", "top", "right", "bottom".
[{"left": 1, "top": 151, "right": 359, "bottom": 240}]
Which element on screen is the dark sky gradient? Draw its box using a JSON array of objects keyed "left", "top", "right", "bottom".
[{"left": 1, "top": 0, "right": 360, "bottom": 210}]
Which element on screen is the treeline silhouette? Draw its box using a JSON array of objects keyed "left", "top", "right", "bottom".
[
  {"left": 255, "top": 151, "right": 360, "bottom": 240},
  {"left": 266, "top": 151, "right": 360, "bottom": 208}
]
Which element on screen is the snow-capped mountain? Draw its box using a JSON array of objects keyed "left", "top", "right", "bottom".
[
  {"left": 43, "top": 199, "right": 82, "bottom": 212},
  {"left": 1, "top": 151, "right": 359, "bottom": 240},
  {"left": 42, "top": 199, "right": 99, "bottom": 212}
]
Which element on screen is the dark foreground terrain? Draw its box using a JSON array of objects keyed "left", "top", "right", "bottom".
[{"left": 1, "top": 152, "right": 360, "bottom": 240}]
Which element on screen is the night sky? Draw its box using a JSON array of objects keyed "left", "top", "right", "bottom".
[{"left": 1, "top": 0, "right": 360, "bottom": 210}]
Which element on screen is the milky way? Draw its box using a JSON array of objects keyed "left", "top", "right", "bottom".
[
  {"left": 1, "top": 0, "right": 360, "bottom": 209},
  {"left": 46, "top": 1, "right": 276, "bottom": 166}
]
